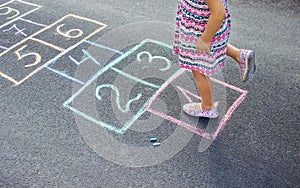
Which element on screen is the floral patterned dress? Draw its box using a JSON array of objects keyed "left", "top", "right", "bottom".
[{"left": 173, "top": 0, "right": 232, "bottom": 76}]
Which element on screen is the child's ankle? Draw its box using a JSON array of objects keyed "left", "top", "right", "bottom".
[
  {"left": 235, "top": 49, "right": 241, "bottom": 64},
  {"left": 201, "top": 103, "right": 213, "bottom": 111}
]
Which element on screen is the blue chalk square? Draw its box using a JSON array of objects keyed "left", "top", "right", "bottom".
[
  {"left": 63, "top": 39, "right": 180, "bottom": 134},
  {"left": 47, "top": 40, "right": 122, "bottom": 85},
  {"left": 111, "top": 39, "right": 178, "bottom": 88},
  {"left": 64, "top": 65, "right": 158, "bottom": 134}
]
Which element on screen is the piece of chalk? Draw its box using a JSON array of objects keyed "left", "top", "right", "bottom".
[
  {"left": 153, "top": 142, "right": 161, "bottom": 146},
  {"left": 150, "top": 137, "right": 158, "bottom": 142}
]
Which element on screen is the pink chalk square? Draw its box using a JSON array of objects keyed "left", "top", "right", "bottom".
[{"left": 146, "top": 69, "right": 248, "bottom": 140}]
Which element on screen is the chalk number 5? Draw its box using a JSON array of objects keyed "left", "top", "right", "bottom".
[{"left": 14, "top": 45, "right": 41, "bottom": 68}]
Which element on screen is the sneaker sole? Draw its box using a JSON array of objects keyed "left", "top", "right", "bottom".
[
  {"left": 248, "top": 52, "right": 256, "bottom": 81},
  {"left": 242, "top": 51, "right": 256, "bottom": 82}
]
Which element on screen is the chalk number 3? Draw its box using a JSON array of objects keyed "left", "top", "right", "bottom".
[{"left": 137, "top": 51, "right": 171, "bottom": 71}]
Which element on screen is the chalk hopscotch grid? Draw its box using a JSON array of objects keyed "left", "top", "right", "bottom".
[
  {"left": 0, "top": 0, "right": 42, "bottom": 29},
  {"left": 63, "top": 39, "right": 170, "bottom": 134},
  {"left": 0, "top": 0, "right": 248, "bottom": 138},
  {"left": 63, "top": 38, "right": 247, "bottom": 139},
  {"left": 0, "top": 14, "right": 107, "bottom": 86}
]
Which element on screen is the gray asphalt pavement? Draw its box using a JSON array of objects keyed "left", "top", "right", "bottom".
[{"left": 0, "top": 0, "right": 299, "bottom": 187}]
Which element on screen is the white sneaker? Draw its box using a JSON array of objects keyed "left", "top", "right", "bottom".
[
  {"left": 183, "top": 102, "right": 218, "bottom": 118},
  {"left": 239, "top": 49, "right": 256, "bottom": 82}
]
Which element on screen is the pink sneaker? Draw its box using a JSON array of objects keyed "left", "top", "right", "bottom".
[
  {"left": 240, "top": 49, "right": 256, "bottom": 82},
  {"left": 183, "top": 102, "right": 218, "bottom": 118}
]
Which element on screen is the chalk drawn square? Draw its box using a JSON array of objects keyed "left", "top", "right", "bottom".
[
  {"left": 111, "top": 40, "right": 178, "bottom": 84},
  {"left": 146, "top": 69, "right": 248, "bottom": 140},
  {"left": 0, "top": 39, "right": 61, "bottom": 85},
  {"left": 46, "top": 40, "right": 123, "bottom": 85},
  {"left": 0, "top": 14, "right": 108, "bottom": 86},
  {"left": 64, "top": 66, "right": 159, "bottom": 135},
  {"left": 0, "top": 19, "right": 46, "bottom": 51},
  {"left": 63, "top": 39, "right": 181, "bottom": 134},
  {"left": 32, "top": 14, "right": 107, "bottom": 51},
  {"left": 0, "top": 0, "right": 41, "bottom": 29}
]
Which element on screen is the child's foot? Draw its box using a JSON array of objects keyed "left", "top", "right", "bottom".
[
  {"left": 239, "top": 49, "right": 256, "bottom": 82},
  {"left": 183, "top": 102, "right": 218, "bottom": 118}
]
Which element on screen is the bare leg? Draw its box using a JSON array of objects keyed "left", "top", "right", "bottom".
[
  {"left": 190, "top": 43, "right": 241, "bottom": 111},
  {"left": 226, "top": 43, "right": 240, "bottom": 64},
  {"left": 191, "top": 70, "right": 213, "bottom": 111}
]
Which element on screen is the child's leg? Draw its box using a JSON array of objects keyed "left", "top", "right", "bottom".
[
  {"left": 191, "top": 70, "right": 213, "bottom": 111},
  {"left": 226, "top": 43, "right": 240, "bottom": 63},
  {"left": 226, "top": 43, "right": 256, "bottom": 82}
]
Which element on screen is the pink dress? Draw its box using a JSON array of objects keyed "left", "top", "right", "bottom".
[{"left": 173, "top": 0, "right": 232, "bottom": 76}]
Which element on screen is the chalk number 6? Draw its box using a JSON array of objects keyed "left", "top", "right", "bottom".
[{"left": 56, "top": 24, "right": 83, "bottom": 39}]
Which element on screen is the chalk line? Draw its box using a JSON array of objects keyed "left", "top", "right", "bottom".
[
  {"left": 110, "top": 67, "right": 160, "bottom": 89},
  {"left": 0, "top": 14, "right": 107, "bottom": 85},
  {"left": 85, "top": 40, "right": 124, "bottom": 55},
  {"left": 147, "top": 108, "right": 212, "bottom": 139},
  {"left": 0, "top": 0, "right": 42, "bottom": 29},
  {"left": 30, "top": 37, "right": 65, "bottom": 52},
  {"left": 95, "top": 84, "right": 143, "bottom": 113},
  {"left": 19, "top": 17, "right": 47, "bottom": 27},
  {"left": 68, "top": 49, "right": 101, "bottom": 66},
  {"left": 47, "top": 41, "right": 123, "bottom": 84},
  {"left": 64, "top": 39, "right": 172, "bottom": 134},
  {"left": 3, "top": 23, "right": 27, "bottom": 36},
  {"left": 146, "top": 68, "right": 249, "bottom": 140},
  {"left": 145, "top": 69, "right": 213, "bottom": 139},
  {"left": 64, "top": 38, "right": 152, "bottom": 104},
  {"left": 0, "top": 45, "right": 8, "bottom": 50},
  {"left": 177, "top": 85, "right": 202, "bottom": 103},
  {"left": 212, "top": 90, "right": 248, "bottom": 139},
  {"left": 46, "top": 66, "right": 84, "bottom": 85}
]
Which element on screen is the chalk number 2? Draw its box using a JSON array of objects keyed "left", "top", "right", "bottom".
[{"left": 95, "top": 84, "right": 142, "bottom": 113}]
